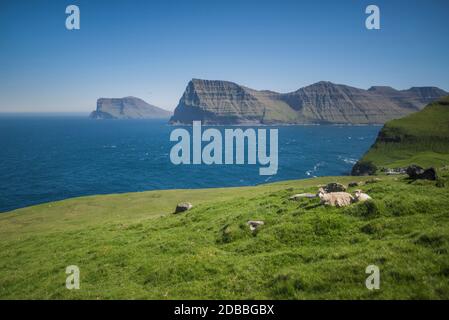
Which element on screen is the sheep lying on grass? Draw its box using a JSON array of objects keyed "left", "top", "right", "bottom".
[
  {"left": 317, "top": 187, "right": 354, "bottom": 208},
  {"left": 353, "top": 190, "right": 372, "bottom": 202}
]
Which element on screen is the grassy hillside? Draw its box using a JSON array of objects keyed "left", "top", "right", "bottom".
[
  {"left": 1, "top": 173, "right": 449, "bottom": 299},
  {"left": 358, "top": 96, "right": 449, "bottom": 169}
]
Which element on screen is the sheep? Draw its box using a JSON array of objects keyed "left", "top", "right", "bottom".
[
  {"left": 353, "top": 190, "right": 372, "bottom": 202},
  {"left": 317, "top": 188, "right": 354, "bottom": 207}
]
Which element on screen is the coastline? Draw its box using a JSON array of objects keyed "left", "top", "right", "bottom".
[
  {"left": 0, "top": 175, "right": 353, "bottom": 215},
  {"left": 168, "top": 122, "right": 385, "bottom": 127}
]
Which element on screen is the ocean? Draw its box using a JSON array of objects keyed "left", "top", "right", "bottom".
[{"left": 0, "top": 116, "right": 381, "bottom": 212}]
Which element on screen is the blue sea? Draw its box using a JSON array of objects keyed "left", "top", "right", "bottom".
[{"left": 0, "top": 116, "right": 381, "bottom": 212}]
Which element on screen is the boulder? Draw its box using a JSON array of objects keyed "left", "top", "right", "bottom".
[
  {"left": 406, "top": 165, "right": 437, "bottom": 180},
  {"left": 324, "top": 182, "right": 346, "bottom": 193},
  {"left": 174, "top": 202, "right": 193, "bottom": 213},
  {"left": 406, "top": 165, "right": 425, "bottom": 179},
  {"left": 247, "top": 220, "right": 264, "bottom": 232},
  {"left": 420, "top": 168, "right": 437, "bottom": 180}
]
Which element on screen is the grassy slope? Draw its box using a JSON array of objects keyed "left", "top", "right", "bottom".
[
  {"left": 1, "top": 174, "right": 449, "bottom": 299},
  {"left": 360, "top": 96, "right": 449, "bottom": 168}
]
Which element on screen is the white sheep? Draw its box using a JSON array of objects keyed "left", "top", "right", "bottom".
[
  {"left": 353, "top": 190, "right": 372, "bottom": 202},
  {"left": 317, "top": 188, "right": 354, "bottom": 207}
]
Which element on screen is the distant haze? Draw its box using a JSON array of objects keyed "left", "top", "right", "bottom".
[{"left": 0, "top": 0, "right": 448, "bottom": 112}]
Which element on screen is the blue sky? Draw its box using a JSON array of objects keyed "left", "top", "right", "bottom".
[{"left": 1, "top": 0, "right": 448, "bottom": 112}]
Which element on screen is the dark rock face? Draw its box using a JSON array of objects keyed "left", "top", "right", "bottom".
[
  {"left": 170, "top": 79, "right": 447, "bottom": 125},
  {"left": 90, "top": 97, "right": 172, "bottom": 119},
  {"left": 406, "top": 165, "right": 437, "bottom": 180},
  {"left": 170, "top": 79, "right": 294, "bottom": 124}
]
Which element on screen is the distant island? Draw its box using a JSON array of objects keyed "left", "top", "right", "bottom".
[
  {"left": 169, "top": 79, "right": 447, "bottom": 125},
  {"left": 90, "top": 96, "right": 172, "bottom": 119}
]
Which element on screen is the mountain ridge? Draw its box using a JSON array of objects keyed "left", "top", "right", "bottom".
[{"left": 170, "top": 79, "right": 448, "bottom": 125}]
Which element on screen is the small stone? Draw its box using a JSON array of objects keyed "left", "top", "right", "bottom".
[
  {"left": 247, "top": 220, "right": 264, "bottom": 232},
  {"left": 365, "top": 178, "right": 381, "bottom": 184},
  {"left": 174, "top": 202, "right": 193, "bottom": 213}
]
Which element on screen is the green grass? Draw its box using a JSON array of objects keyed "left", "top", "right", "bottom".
[
  {"left": 1, "top": 172, "right": 449, "bottom": 299},
  {"left": 360, "top": 96, "right": 449, "bottom": 168}
]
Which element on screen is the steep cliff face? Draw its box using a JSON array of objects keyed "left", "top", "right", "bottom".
[
  {"left": 281, "top": 82, "right": 409, "bottom": 124},
  {"left": 352, "top": 96, "right": 449, "bottom": 172},
  {"left": 90, "top": 97, "right": 172, "bottom": 119},
  {"left": 169, "top": 79, "right": 297, "bottom": 124},
  {"left": 170, "top": 79, "right": 447, "bottom": 125}
]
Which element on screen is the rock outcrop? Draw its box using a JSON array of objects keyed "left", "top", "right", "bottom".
[
  {"left": 406, "top": 165, "right": 437, "bottom": 180},
  {"left": 170, "top": 79, "right": 447, "bottom": 125},
  {"left": 90, "top": 97, "right": 172, "bottom": 119}
]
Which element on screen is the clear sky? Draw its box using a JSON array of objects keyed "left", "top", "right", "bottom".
[{"left": 1, "top": 0, "right": 448, "bottom": 112}]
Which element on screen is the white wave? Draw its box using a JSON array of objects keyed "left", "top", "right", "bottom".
[{"left": 338, "top": 155, "right": 357, "bottom": 164}]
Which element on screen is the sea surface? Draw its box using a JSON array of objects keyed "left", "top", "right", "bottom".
[{"left": 0, "top": 116, "right": 381, "bottom": 212}]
